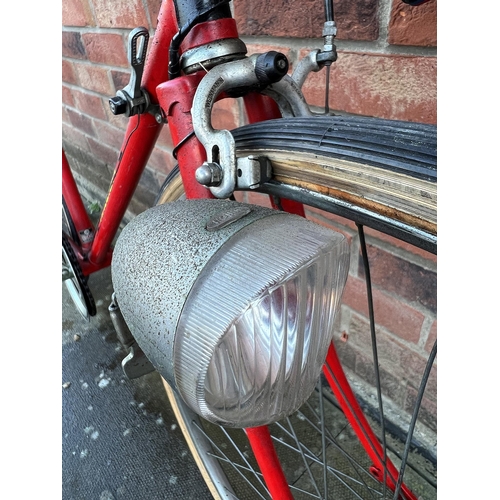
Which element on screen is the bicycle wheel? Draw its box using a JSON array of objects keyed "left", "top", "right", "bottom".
[
  {"left": 62, "top": 201, "right": 96, "bottom": 320},
  {"left": 156, "top": 114, "right": 437, "bottom": 499}
]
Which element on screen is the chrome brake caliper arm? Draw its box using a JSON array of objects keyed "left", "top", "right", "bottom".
[{"left": 191, "top": 52, "right": 313, "bottom": 199}]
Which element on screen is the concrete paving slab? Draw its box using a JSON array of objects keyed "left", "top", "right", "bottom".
[{"left": 62, "top": 266, "right": 212, "bottom": 500}]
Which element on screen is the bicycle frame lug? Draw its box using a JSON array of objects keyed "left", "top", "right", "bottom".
[
  {"left": 181, "top": 38, "right": 247, "bottom": 75},
  {"left": 236, "top": 155, "right": 272, "bottom": 190}
]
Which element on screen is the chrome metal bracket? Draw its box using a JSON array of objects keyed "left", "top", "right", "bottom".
[
  {"left": 192, "top": 53, "right": 312, "bottom": 199},
  {"left": 108, "top": 293, "right": 155, "bottom": 380}
]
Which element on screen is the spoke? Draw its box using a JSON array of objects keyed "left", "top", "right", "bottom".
[
  {"left": 206, "top": 453, "right": 324, "bottom": 499},
  {"left": 357, "top": 223, "right": 388, "bottom": 495},
  {"left": 193, "top": 421, "right": 269, "bottom": 500},
  {"left": 303, "top": 401, "right": 378, "bottom": 498},
  {"left": 393, "top": 340, "right": 437, "bottom": 500},
  {"left": 313, "top": 394, "right": 437, "bottom": 489},
  {"left": 324, "top": 65, "right": 331, "bottom": 115},
  {"left": 273, "top": 421, "right": 382, "bottom": 499},
  {"left": 220, "top": 426, "right": 269, "bottom": 494},
  {"left": 322, "top": 361, "right": 400, "bottom": 488},
  {"left": 317, "top": 380, "right": 328, "bottom": 499},
  {"left": 285, "top": 416, "right": 323, "bottom": 498}
]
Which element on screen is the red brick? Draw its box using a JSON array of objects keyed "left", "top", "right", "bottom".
[
  {"left": 348, "top": 312, "right": 407, "bottom": 368},
  {"left": 111, "top": 70, "right": 131, "bottom": 94},
  {"left": 74, "top": 63, "right": 113, "bottom": 95},
  {"left": 425, "top": 320, "right": 437, "bottom": 352},
  {"left": 103, "top": 104, "right": 129, "bottom": 130},
  {"left": 404, "top": 386, "right": 436, "bottom": 431},
  {"left": 93, "top": 120, "right": 126, "bottom": 150},
  {"left": 62, "top": 60, "right": 78, "bottom": 85},
  {"left": 62, "top": 31, "right": 86, "bottom": 60},
  {"left": 62, "top": 0, "right": 94, "bottom": 26},
  {"left": 62, "top": 85, "right": 75, "bottom": 107},
  {"left": 72, "top": 89, "right": 107, "bottom": 120},
  {"left": 67, "top": 108, "right": 96, "bottom": 137},
  {"left": 241, "top": 191, "right": 273, "bottom": 208},
  {"left": 235, "top": 0, "right": 378, "bottom": 41},
  {"left": 145, "top": 0, "right": 163, "bottom": 29},
  {"left": 358, "top": 244, "right": 436, "bottom": 313},
  {"left": 156, "top": 126, "right": 174, "bottom": 150},
  {"left": 147, "top": 147, "right": 176, "bottom": 176},
  {"left": 62, "top": 123, "right": 90, "bottom": 150},
  {"left": 212, "top": 98, "right": 241, "bottom": 131},
  {"left": 92, "top": 0, "right": 148, "bottom": 28},
  {"left": 245, "top": 43, "right": 292, "bottom": 60},
  {"left": 87, "top": 136, "right": 119, "bottom": 166},
  {"left": 81, "top": 33, "right": 128, "bottom": 67},
  {"left": 302, "top": 51, "right": 437, "bottom": 124},
  {"left": 401, "top": 351, "right": 437, "bottom": 400},
  {"left": 388, "top": 0, "right": 437, "bottom": 47},
  {"left": 343, "top": 276, "right": 425, "bottom": 343},
  {"left": 62, "top": 106, "right": 71, "bottom": 124}
]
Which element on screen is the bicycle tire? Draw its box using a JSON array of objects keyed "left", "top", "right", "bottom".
[{"left": 156, "top": 114, "right": 437, "bottom": 500}]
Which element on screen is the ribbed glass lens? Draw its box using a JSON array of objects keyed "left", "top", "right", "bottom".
[
  {"left": 204, "top": 253, "right": 339, "bottom": 425},
  {"left": 174, "top": 214, "right": 349, "bottom": 427}
]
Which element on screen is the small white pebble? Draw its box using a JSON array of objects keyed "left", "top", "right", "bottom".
[{"left": 98, "top": 379, "right": 110, "bottom": 389}]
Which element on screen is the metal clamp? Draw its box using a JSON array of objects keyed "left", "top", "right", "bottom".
[
  {"left": 192, "top": 52, "right": 312, "bottom": 199},
  {"left": 109, "top": 27, "right": 159, "bottom": 119}
]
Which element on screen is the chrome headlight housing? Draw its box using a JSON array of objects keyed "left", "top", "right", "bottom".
[{"left": 112, "top": 199, "right": 349, "bottom": 427}]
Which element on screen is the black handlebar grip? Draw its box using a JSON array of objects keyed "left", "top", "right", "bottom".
[{"left": 255, "top": 51, "right": 289, "bottom": 85}]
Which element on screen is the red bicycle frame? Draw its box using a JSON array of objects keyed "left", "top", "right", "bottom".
[{"left": 62, "top": 1, "right": 417, "bottom": 498}]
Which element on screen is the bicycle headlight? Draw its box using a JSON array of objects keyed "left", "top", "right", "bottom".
[{"left": 112, "top": 199, "right": 349, "bottom": 427}]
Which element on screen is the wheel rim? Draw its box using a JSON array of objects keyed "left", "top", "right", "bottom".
[{"left": 62, "top": 243, "right": 90, "bottom": 321}]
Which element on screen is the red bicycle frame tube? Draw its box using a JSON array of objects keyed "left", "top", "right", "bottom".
[
  {"left": 63, "top": 1, "right": 417, "bottom": 497},
  {"left": 62, "top": 149, "right": 94, "bottom": 251},
  {"left": 87, "top": 2, "right": 179, "bottom": 266},
  {"left": 245, "top": 427, "right": 294, "bottom": 500}
]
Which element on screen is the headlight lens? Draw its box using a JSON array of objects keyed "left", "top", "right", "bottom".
[{"left": 174, "top": 213, "right": 349, "bottom": 427}]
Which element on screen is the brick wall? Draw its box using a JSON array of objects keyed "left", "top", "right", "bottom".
[{"left": 62, "top": 0, "right": 436, "bottom": 438}]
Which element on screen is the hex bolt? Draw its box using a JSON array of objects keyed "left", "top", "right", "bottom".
[{"left": 195, "top": 162, "right": 223, "bottom": 187}]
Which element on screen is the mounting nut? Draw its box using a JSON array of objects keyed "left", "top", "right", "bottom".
[{"left": 195, "top": 162, "right": 223, "bottom": 187}]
